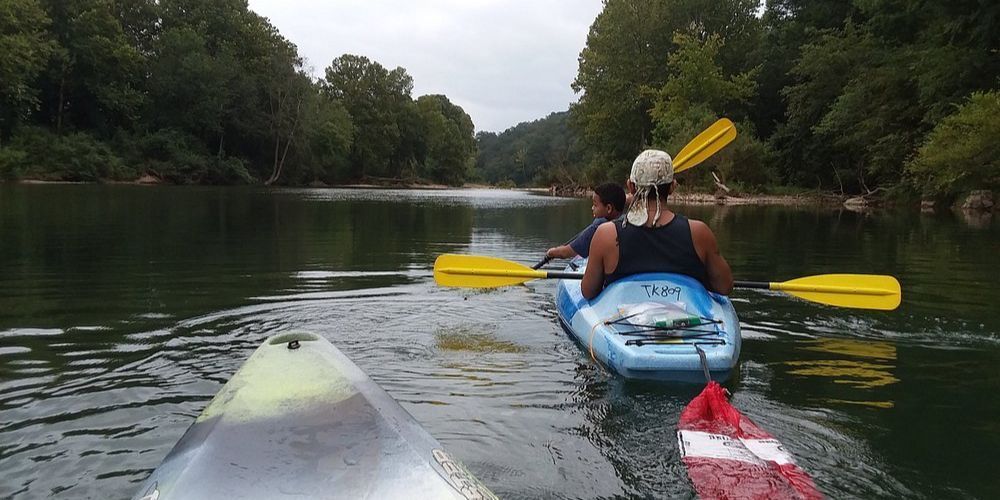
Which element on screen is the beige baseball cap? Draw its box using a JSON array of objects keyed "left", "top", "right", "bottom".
[{"left": 625, "top": 149, "right": 674, "bottom": 226}]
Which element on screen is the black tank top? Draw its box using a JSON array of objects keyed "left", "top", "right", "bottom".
[{"left": 604, "top": 214, "right": 709, "bottom": 287}]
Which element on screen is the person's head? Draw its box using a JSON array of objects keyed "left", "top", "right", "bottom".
[
  {"left": 625, "top": 149, "right": 676, "bottom": 226},
  {"left": 592, "top": 183, "right": 626, "bottom": 219}
]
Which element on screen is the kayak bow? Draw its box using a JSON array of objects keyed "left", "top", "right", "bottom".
[{"left": 134, "top": 332, "right": 496, "bottom": 500}]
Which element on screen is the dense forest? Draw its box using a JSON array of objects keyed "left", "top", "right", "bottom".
[
  {"left": 2, "top": 0, "right": 996, "bottom": 197},
  {"left": 478, "top": 0, "right": 998, "bottom": 199},
  {"left": 475, "top": 112, "right": 585, "bottom": 187},
  {"left": 0, "top": 0, "right": 476, "bottom": 185}
]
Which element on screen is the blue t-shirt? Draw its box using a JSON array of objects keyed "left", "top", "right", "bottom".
[{"left": 569, "top": 218, "right": 608, "bottom": 258}]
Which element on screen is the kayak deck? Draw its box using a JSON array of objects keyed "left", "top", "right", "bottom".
[
  {"left": 556, "top": 263, "right": 741, "bottom": 382},
  {"left": 134, "top": 332, "right": 495, "bottom": 500}
]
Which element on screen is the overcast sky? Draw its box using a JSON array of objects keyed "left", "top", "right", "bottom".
[{"left": 245, "top": 0, "right": 604, "bottom": 133}]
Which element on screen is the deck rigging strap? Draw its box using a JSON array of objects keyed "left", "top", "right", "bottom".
[
  {"left": 695, "top": 346, "right": 711, "bottom": 383},
  {"left": 605, "top": 312, "right": 723, "bottom": 341},
  {"left": 588, "top": 312, "right": 623, "bottom": 368},
  {"left": 626, "top": 338, "right": 726, "bottom": 347}
]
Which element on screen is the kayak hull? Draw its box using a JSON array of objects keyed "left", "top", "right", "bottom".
[
  {"left": 556, "top": 265, "right": 741, "bottom": 382},
  {"left": 134, "top": 332, "right": 495, "bottom": 500}
]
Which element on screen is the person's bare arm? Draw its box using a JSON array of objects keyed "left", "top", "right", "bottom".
[
  {"left": 690, "top": 220, "right": 733, "bottom": 295},
  {"left": 581, "top": 223, "right": 616, "bottom": 299},
  {"left": 546, "top": 245, "right": 577, "bottom": 259}
]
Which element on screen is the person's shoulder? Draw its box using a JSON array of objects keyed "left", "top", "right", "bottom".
[
  {"left": 686, "top": 217, "right": 716, "bottom": 237},
  {"left": 594, "top": 219, "right": 617, "bottom": 239},
  {"left": 686, "top": 218, "right": 718, "bottom": 246},
  {"left": 687, "top": 217, "right": 709, "bottom": 231}
]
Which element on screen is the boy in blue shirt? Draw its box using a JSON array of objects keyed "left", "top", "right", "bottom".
[{"left": 546, "top": 183, "right": 626, "bottom": 260}]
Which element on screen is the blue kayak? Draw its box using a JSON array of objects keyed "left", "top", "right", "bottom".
[
  {"left": 555, "top": 261, "right": 741, "bottom": 382},
  {"left": 134, "top": 332, "right": 496, "bottom": 500}
]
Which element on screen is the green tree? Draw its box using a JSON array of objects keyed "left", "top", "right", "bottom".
[
  {"left": 906, "top": 91, "right": 1000, "bottom": 196},
  {"left": 323, "top": 54, "right": 414, "bottom": 179},
  {"left": 766, "top": 0, "right": 998, "bottom": 193},
  {"left": 650, "top": 31, "right": 757, "bottom": 147},
  {"left": 770, "top": 24, "right": 871, "bottom": 191},
  {"left": 571, "top": 0, "right": 761, "bottom": 166},
  {"left": 38, "top": 0, "right": 145, "bottom": 134},
  {"left": 415, "top": 94, "right": 476, "bottom": 185},
  {"left": 147, "top": 0, "right": 302, "bottom": 182},
  {"left": 0, "top": 0, "right": 55, "bottom": 142},
  {"left": 146, "top": 27, "right": 232, "bottom": 149},
  {"left": 296, "top": 94, "right": 354, "bottom": 183},
  {"left": 571, "top": 0, "right": 679, "bottom": 163},
  {"left": 475, "top": 112, "right": 585, "bottom": 186},
  {"left": 258, "top": 36, "right": 317, "bottom": 185},
  {"left": 749, "top": 0, "right": 860, "bottom": 139},
  {"left": 650, "top": 31, "right": 773, "bottom": 189},
  {"left": 111, "top": 0, "right": 159, "bottom": 56}
]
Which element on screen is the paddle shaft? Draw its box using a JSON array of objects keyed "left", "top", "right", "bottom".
[
  {"left": 434, "top": 254, "right": 901, "bottom": 310},
  {"left": 531, "top": 256, "right": 553, "bottom": 270},
  {"left": 443, "top": 269, "right": 895, "bottom": 297},
  {"left": 735, "top": 280, "right": 897, "bottom": 296},
  {"left": 734, "top": 280, "right": 768, "bottom": 289},
  {"left": 438, "top": 267, "right": 582, "bottom": 280},
  {"left": 532, "top": 226, "right": 587, "bottom": 269}
]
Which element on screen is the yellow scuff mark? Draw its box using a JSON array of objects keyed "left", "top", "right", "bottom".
[{"left": 198, "top": 341, "right": 356, "bottom": 423}]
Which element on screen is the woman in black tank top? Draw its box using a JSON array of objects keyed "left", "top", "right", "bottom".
[
  {"left": 580, "top": 149, "right": 732, "bottom": 299},
  {"left": 604, "top": 213, "right": 709, "bottom": 287}
]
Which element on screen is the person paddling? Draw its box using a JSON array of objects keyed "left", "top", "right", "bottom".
[
  {"left": 581, "top": 150, "right": 733, "bottom": 299},
  {"left": 545, "top": 183, "right": 626, "bottom": 260}
]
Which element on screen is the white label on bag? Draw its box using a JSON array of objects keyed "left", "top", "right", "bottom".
[
  {"left": 677, "top": 430, "right": 765, "bottom": 465},
  {"left": 677, "top": 431, "right": 796, "bottom": 466},
  {"left": 742, "top": 438, "right": 795, "bottom": 465}
]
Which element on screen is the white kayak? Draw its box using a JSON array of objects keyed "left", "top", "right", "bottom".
[{"left": 134, "top": 332, "right": 496, "bottom": 500}]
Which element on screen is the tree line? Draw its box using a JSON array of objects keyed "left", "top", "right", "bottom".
[
  {"left": 478, "top": 0, "right": 998, "bottom": 200},
  {"left": 0, "top": 0, "right": 476, "bottom": 185}
]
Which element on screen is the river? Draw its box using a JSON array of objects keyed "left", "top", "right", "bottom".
[{"left": 0, "top": 185, "right": 997, "bottom": 499}]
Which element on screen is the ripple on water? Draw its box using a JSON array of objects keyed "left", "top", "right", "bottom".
[{"left": 2, "top": 199, "right": 995, "bottom": 499}]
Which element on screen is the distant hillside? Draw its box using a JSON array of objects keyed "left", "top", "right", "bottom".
[{"left": 475, "top": 111, "right": 584, "bottom": 186}]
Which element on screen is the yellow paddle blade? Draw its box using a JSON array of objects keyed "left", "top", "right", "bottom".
[
  {"left": 433, "top": 254, "right": 545, "bottom": 288},
  {"left": 772, "top": 274, "right": 902, "bottom": 311},
  {"left": 673, "top": 118, "right": 737, "bottom": 174}
]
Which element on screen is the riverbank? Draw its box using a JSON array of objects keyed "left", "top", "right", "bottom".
[
  {"left": 7, "top": 177, "right": 993, "bottom": 214},
  {"left": 7, "top": 177, "right": 522, "bottom": 193},
  {"left": 544, "top": 183, "right": 1000, "bottom": 214},
  {"left": 545, "top": 184, "right": 846, "bottom": 206}
]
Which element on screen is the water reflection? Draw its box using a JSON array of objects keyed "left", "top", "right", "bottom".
[
  {"left": 0, "top": 186, "right": 998, "bottom": 499},
  {"left": 785, "top": 338, "right": 899, "bottom": 396},
  {"left": 956, "top": 207, "right": 993, "bottom": 228},
  {"left": 785, "top": 359, "right": 898, "bottom": 390}
]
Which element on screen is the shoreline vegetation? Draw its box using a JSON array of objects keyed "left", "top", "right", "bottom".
[
  {"left": 7, "top": 176, "right": 994, "bottom": 214},
  {"left": 2, "top": 1, "right": 995, "bottom": 211}
]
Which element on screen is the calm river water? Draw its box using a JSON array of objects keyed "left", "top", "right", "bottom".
[{"left": 0, "top": 185, "right": 997, "bottom": 499}]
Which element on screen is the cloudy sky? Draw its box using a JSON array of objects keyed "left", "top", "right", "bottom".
[{"left": 245, "top": 0, "right": 604, "bottom": 133}]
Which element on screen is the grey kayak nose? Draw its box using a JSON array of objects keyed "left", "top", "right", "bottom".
[{"left": 133, "top": 331, "right": 496, "bottom": 500}]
